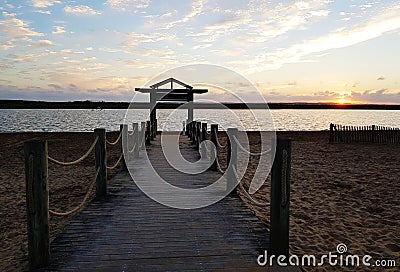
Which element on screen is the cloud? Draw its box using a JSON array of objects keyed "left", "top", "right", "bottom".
[
  {"left": 162, "top": 0, "right": 208, "bottom": 29},
  {"left": 377, "top": 76, "right": 385, "bottom": 80},
  {"left": 107, "top": 0, "right": 150, "bottom": 12},
  {"left": 242, "top": 3, "right": 400, "bottom": 73},
  {"left": 31, "top": 0, "right": 61, "bottom": 8},
  {"left": 64, "top": 5, "right": 102, "bottom": 16},
  {"left": 27, "top": 39, "right": 53, "bottom": 49},
  {"left": 0, "top": 12, "right": 44, "bottom": 39},
  {"left": 52, "top": 26, "right": 65, "bottom": 34}
]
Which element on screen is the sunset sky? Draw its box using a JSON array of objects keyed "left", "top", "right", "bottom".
[{"left": 0, "top": 0, "right": 399, "bottom": 103}]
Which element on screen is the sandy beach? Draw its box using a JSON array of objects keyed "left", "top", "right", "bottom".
[{"left": 0, "top": 131, "right": 399, "bottom": 271}]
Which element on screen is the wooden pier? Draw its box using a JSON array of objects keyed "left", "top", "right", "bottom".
[{"left": 41, "top": 134, "right": 298, "bottom": 271}]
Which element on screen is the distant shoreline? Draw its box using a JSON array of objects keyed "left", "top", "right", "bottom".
[{"left": 1, "top": 100, "right": 400, "bottom": 110}]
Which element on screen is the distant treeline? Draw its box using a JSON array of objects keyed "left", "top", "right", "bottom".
[{"left": 0, "top": 100, "right": 399, "bottom": 110}]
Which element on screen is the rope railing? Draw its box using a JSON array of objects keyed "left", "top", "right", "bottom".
[
  {"left": 106, "top": 130, "right": 122, "bottom": 146},
  {"left": 107, "top": 152, "right": 124, "bottom": 170},
  {"left": 49, "top": 167, "right": 99, "bottom": 217},
  {"left": 233, "top": 165, "right": 270, "bottom": 207},
  {"left": 233, "top": 135, "right": 272, "bottom": 156},
  {"left": 48, "top": 136, "right": 99, "bottom": 166}
]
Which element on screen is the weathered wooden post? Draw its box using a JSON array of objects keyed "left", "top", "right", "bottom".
[
  {"left": 226, "top": 128, "right": 238, "bottom": 194},
  {"left": 133, "top": 123, "right": 140, "bottom": 158},
  {"left": 200, "top": 123, "right": 207, "bottom": 158},
  {"left": 210, "top": 124, "right": 218, "bottom": 171},
  {"left": 329, "top": 123, "right": 334, "bottom": 143},
  {"left": 191, "top": 121, "right": 197, "bottom": 145},
  {"left": 24, "top": 140, "right": 50, "bottom": 269},
  {"left": 95, "top": 128, "right": 107, "bottom": 198},
  {"left": 146, "top": 121, "right": 151, "bottom": 145},
  {"left": 119, "top": 125, "right": 127, "bottom": 170},
  {"left": 196, "top": 122, "right": 201, "bottom": 150},
  {"left": 270, "top": 138, "right": 291, "bottom": 257},
  {"left": 186, "top": 121, "right": 192, "bottom": 140},
  {"left": 141, "top": 122, "right": 146, "bottom": 150},
  {"left": 182, "top": 121, "right": 186, "bottom": 135}
]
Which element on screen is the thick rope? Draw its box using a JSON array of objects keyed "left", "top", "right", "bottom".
[
  {"left": 233, "top": 165, "right": 270, "bottom": 207},
  {"left": 233, "top": 135, "right": 272, "bottom": 156},
  {"left": 49, "top": 167, "right": 99, "bottom": 217},
  {"left": 48, "top": 136, "right": 99, "bottom": 166},
  {"left": 216, "top": 157, "right": 226, "bottom": 174},
  {"left": 106, "top": 131, "right": 122, "bottom": 146},
  {"left": 128, "top": 142, "right": 137, "bottom": 153},
  {"left": 107, "top": 152, "right": 124, "bottom": 170}
]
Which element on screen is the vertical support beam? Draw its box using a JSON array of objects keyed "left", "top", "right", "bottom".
[
  {"left": 119, "top": 125, "right": 127, "bottom": 170},
  {"left": 146, "top": 121, "right": 151, "bottom": 146},
  {"left": 150, "top": 89, "right": 157, "bottom": 140},
  {"left": 226, "top": 128, "right": 238, "bottom": 194},
  {"left": 270, "top": 139, "right": 292, "bottom": 257},
  {"left": 210, "top": 124, "right": 218, "bottom": 171},
  {"left": 24, "top": 140, "right": 50, "bottom": 269},
  {"left": 95, "top": 128, "right": 107, "bottom": 199},
  {"left": 133, "top": 123, "right": 139, "bottom": 158},
  {"left": 186, "top": 121, "right": 191, "bottom": 139},
  {"left": 187, "top": 92, "right": 194, "bottom": 124},
  {"left": 141, "top": 122, "right": 146, "bottom": 150}
]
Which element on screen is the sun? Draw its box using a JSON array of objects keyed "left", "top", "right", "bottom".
[{"left": 336, "top": 98, "right": 347, "bottom": 104}]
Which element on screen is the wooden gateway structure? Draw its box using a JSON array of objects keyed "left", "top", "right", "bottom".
[{"left": 135, "top": 78, "right": 208, "bottom": 135}]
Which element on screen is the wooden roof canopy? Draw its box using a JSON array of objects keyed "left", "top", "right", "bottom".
[{"left": 135, "top": 78, "right": 208, "bottom": 94}]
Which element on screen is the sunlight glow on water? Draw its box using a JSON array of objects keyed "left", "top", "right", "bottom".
[{"left": 0, "top": 109, "right": 399, "bottom": 132}]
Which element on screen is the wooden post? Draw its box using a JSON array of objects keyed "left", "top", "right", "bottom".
[
  {"left": 119, "top": 125, "right": 127, "bottom": 170},
  {"left": 226, "top": 128, "right": 238, "bottom": 193},
  {"left": 133, "top": 123, "right": 139, "bottom": 158},
  {"left": 24, "top": 140, "right": 50, "bottom": 269},
  {"left": 210, "top": 124, "right": 218, "bottom": 171},
  {"left": 154, "top": 118, "right": 158, "bottom": 139},
  {"left": 141, "top": 122, "right": 146, "bottom": 150},
  {"left": 146, "top": 121, "right": 151, "bottom": 146},
  {"left": 196, "top": 122, "right": 201, "bottom": 150},
  {"left": 186, "top": 121, "right": 191, "bottom": 140},
  {"left": 191, "top": 121, "right": 197, "bottom": 145},
  {"left": 270, "top": 139, "right": 291, "bottom": 256},
  {"left": 372, "top": 125, "right": 376, "bottom": 143},
  {"left": 329, "top": 123, "right": 334, "bottom": 143},
  {"left": 182, "top": 121, "right": 186, "bottom": 135},
  {"left": 201, "top": 123, "right": 207, "bottom": 158},
  {"left": 95, "top": 128, "right": 107, "bottom": 199}
]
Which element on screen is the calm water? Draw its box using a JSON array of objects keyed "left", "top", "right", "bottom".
[{"left": 0, "top": 109, "right": 399, "bottom": 132}]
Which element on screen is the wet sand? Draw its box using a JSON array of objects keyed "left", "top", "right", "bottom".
[{"left": 0, "top": 131, "right": 399, "bottom": 271}]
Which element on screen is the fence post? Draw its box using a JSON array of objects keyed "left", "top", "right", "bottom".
[
  {"left": 24, "top": 140, "right": 50, "bottom": 269},
  {"left": 210, "top": 124, "right": 218, "bottom": 171},
  {"left": 146, "top": 121, "right": 151, "bottom": 145},
  {"left": 270, "top": 139, "right": 291, "bottom": 257},
  {"left": 196, "top": 122, "right": 201, "bottom": 150},
  {"left": 141, "top": 122, "right": 146, "bottom": 150},
  {"left": 133, "top": 123, "right": 139, "bottom": 158},
  {"left": 182, "top": 121, "right": 186, "bottom": 135},
  {"left": 372, "top": 125, "right": 376, "bottom": 143},
  {"left": 95, "top": 128, "right": 107, "bottom": 199},
  {"left": 119, "top": 125, "right": 127, "bottom": 170},
  {"left": 329, "top": 123, "right": 334, "bottom": 143},
  {"left": 201, "top": 123, "right": 207, "bottom": 158},
  {"left": 191, "top": 121, "right": 197, "bottom": 145},
  {"left": 226, "top": 128, "right": 238, "bottom": 194}
]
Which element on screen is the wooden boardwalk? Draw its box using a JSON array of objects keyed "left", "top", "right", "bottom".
[{"left": 44, "top": 134, "right": 297, "bottom": 271}]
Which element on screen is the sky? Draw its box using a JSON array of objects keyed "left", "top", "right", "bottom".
[{"left": 0, "top": 0, "right": 400, "bottom": 103}]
